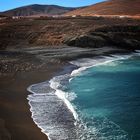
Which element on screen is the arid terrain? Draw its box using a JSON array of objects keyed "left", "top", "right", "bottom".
[
  {"left": 66, "top": 0, "right": 140, "bottom": 16},
  {"left": 0, "top": 4, "right": 76, "bottom": 17},
  {"left": 0, "top": 16, "right": 140, "bottom": 50}
]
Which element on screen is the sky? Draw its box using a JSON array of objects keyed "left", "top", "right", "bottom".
[{"left": 0, "top": 0, "right": 105, "bottom": 12}]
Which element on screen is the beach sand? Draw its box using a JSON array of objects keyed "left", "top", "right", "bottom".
[{"left": 0, "top": 63, "right": 63, "bottom": 140}]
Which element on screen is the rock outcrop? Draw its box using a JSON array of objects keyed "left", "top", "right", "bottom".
[{"left": 64, "top": 25, "right": 140, "bottom": 50}]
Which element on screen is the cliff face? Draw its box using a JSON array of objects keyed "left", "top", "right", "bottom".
[
  {"left": 1, "top": 4, "right": 76, "bottom": 17},
  {"left": 65, "top": 0, "right": 140, "bottom": 16},
  {"left": 0, "top": 17, "right": 140, "bottom": 50},
  {"left": 65, "top": 25, "right": 140, "bottom": 50}
]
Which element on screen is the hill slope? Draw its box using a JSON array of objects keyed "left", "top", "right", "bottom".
[
  {"left": 65, "top": 0, "right": 140, "bottom": 16},
  {"left": 1, "top": 4, "right": 76, "bottom": 16},
  {"left": 0, "top": 17, "right": 140, "bottom": 50}
]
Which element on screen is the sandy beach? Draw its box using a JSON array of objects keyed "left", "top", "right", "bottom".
[{"left": 0, "top": 63, "right": 64, "bottom": 140}]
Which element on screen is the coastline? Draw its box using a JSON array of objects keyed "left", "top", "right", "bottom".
[
  {"left": 0, "top": 2, "right": 140, "bottom": 140},
  {"left": 27, "top": 63, "right": 78, "bottom": 140},
  {"left": 27, "top": 49, "right": 140, "bottom": 140},
  {"left": 0, "top": 46, "right": 139, "bottom": 140}
]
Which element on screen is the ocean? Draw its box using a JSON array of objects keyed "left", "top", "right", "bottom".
[{"left": 27, "top": 51, "right": 140, "bottom": 140}]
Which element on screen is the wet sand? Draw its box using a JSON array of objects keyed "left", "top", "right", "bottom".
[{"left": 0, "top": 63, "right": 63, "bottom": 140}]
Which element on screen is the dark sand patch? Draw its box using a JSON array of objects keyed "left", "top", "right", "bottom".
[{"left": 0, "top": 63, "right": 63, "bottom": 140}]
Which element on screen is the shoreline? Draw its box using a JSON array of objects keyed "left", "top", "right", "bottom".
[
  {"left": 0, "top": 46, "right": 139, "bottom": 140},
  {"left": 27, "top": 63, "right": 78, "bottom": 140},
  {"left": 27, "top": 50, "right": 140, "bottom": 139}
]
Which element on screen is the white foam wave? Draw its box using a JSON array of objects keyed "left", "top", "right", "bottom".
[
  {"left": 27, "top": 85, "right": 52, "bottom": 140},
  {"left": 27, "top": 83, "right": 78, "bottom": 140},
  {"left": 136, "top": 50, "right": 140, "bottom": 53},
  {"left": 70, "top": 53, "right": 135, "bottom": 77},
  {"left": 134, "top": 50, "right": 140, "bottom": 56},
  {"left": 27, "top": 74, "right": 79, "bottom": 140},
  {"left": 49, "top": 76, "right": 78, "bottom": 120}
]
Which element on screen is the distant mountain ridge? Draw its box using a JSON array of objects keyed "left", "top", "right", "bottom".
[
  {"left": 1, "top": 4, "right": 77, "bottom": 16},
  {"left": 65, "top": 0, "right": 140, "bottom": 16}
]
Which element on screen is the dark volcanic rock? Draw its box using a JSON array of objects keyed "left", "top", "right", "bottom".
[
  {"left": 64, "top": 25, "right": 140, "bottom": 50},
  {"left": 65, "top": 34, "right": 106, "bottom": 48}
]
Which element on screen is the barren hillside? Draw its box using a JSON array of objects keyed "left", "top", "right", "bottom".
[
  {"left": 65, "top": 0, "right": 140, "bottom": 16},
  {"left": 1, "top": 4, "right": 76, "bottom": 16},
  {"left": 0, "top": 16, "right": 140, "bottom": 50}
]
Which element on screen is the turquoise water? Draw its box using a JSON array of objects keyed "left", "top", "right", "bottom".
[{"left": 67, "top": 56, "right": 140, "bottom": 140}]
